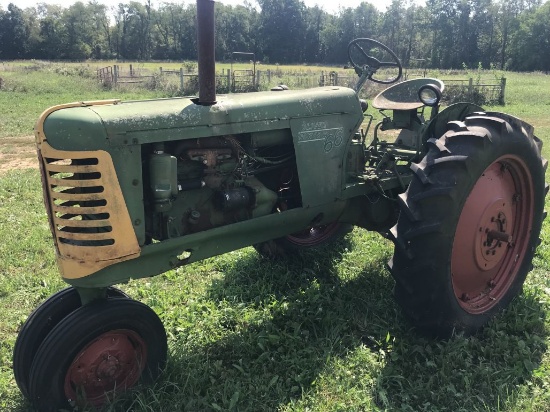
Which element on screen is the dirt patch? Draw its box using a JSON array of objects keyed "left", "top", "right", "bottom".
[{"left": 0, "top": 136, "right": 38, "bottom": 174}]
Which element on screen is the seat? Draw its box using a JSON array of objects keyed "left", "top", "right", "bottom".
[{"left": 372, "top": 78, "right": 445, "bottom": 110}]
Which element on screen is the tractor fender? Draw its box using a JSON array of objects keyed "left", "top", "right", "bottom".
[{"left": 423, "top": 102, "right": 484, "bottom": 143}]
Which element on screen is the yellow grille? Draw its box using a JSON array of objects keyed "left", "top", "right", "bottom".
[{"left": 38, "top": 142, "right": 140, "bottom": 279}]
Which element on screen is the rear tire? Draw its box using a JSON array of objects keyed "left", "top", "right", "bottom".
[
  {"left": 254, "top": 222, "right": 352, "bottom": 259},
  {"left": 388, "top": 113, "right": 546, "bottom": 336},
  {"left": 254, "top": 165, "right": 352, "bottom": 259}
]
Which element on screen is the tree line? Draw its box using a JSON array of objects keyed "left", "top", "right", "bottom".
[{"left": 0, "top": 0, "right": 549, "bottom": 71}]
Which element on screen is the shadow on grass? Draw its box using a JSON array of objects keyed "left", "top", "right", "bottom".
[
  {"left": 110, "top": 237, "right": 546, "bottom": 411},
  {"left": 12, "top": 235, "right": 547, "bottom": 412},
  {"left": 372, "top": 290, "right": 548, "bottom": 411}
]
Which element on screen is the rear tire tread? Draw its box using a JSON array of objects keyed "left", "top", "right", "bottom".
[{"left": 389, "top": 114, "right": 546, "bottom": 336}]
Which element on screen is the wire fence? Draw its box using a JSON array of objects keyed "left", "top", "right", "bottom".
[
  {"left": 97, "top": 64, "right": 507, "bottom": 105},
  {"left": 443, "top": 78, "right": 506, "bottom": 105}
]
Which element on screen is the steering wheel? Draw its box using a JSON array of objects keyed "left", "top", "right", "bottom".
[{"left": 348, "top": 38, "right": 402, "bottom": 85}]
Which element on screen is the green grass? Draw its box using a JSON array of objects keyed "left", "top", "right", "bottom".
[
  {"left": 0, "top": 64, "right": 180, "bottom": 138},
  {"left": 0, "top": 65, "right": 550, "bottom": 411},
  {"left": 0, "top": 61, "right": 334, "bottom": 138}
]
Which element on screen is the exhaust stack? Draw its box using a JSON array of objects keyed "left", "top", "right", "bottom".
[{"left": 196, "top": 0, "right": 216, "bottom": 105}]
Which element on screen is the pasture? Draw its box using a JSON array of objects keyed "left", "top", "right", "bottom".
[{"left": 0, "top": 63, "right": 550, "bottom": 411}]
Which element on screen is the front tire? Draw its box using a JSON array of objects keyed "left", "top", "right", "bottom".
[
  {"left": 28, "top": 298, "right": 167, "bottom": 410},
  {"left": 388, "top": 113, "right": 546, "bottom": 336},
  {"left": 13, "top": 286, "right": 128, "bottom": 399}
]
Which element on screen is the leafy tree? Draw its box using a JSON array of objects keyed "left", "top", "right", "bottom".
[
  {"left": 382, "top": 0, "right": 405, "bottom": 57},
  {"left": 86, "top": 1, "right": 112, "bottom": 59},
  {"left": 151, "top": 3, "right": 196, "bottom": 60},
  {"left": 473, "top": 0, "right": 499, "bottom": 68},
  {"left": 34, "top": 4, "right": 66, "bottom": 59},
  {"left": 215, "top": 4, "right": 256, "bottom": 61},
  {"left": 0, "top": 4, "right": 30, "bottom": 59},
  {"left": 507, "top": 0, "right": 550, "bottom": 70},
  {"left": 0, "top": 0, "right": 549, "bottom": 72},
  {"left": 302, "top": 6, "right": 326, "bottom": 63},
  {"left": 114, "top": 1, "right": 152, "bottom": 60},
  {"left": 257, "top": 0, "right": 305, "bottom": 63},
  {"left": 319, "top": 3, "right": 380, "bottom": 64},
  {"left": 62, "top": 2, "right": 95, "bottom": 59}
]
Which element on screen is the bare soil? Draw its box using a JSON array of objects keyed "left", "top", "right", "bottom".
[{"left": 0, "top": 136, "right": 38, "bottom": 174}]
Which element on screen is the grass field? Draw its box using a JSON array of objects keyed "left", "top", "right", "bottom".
[{"left": 0, "top": 64, "right": 550, "bottom": 411}]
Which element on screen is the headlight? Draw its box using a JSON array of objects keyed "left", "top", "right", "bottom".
[{"left": 418, "top": 84, "right": 442, "bottom": 107}]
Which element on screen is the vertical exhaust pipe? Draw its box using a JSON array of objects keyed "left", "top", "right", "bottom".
[{"left": 196, "top": 0, "right": 216, "bottom": 105}]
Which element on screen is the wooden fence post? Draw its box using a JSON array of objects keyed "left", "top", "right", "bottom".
[
  {"left": 499, "top": 77, "right": 507, "bottom": 105},
  {"left": 468, "top": 78, "right": 473, "bottom": 99},
  {"left": 180, "top": 68, "right": 184, "bottom": 92},
  {"left": 267, "top": 69, "right": 271, "bottom": 85},
  {"left": 130, "top": 64, "right": 133, "bottom": 77},
  {"left": 114, "top": 65, "right": 119, "bottom": 86}
]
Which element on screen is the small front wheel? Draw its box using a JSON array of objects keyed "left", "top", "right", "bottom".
[
  {"left": 28, "top": 298, "right": 167, "bottom": 410},
  {"left": 13, "top": 286, "right": 128, "bottom": 399}
]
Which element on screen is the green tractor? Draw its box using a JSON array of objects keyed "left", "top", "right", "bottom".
[{"left": 14, "top": 0, "right": 546, "bottom": 409}]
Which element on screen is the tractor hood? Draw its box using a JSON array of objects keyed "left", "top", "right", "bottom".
[{"left": 40, "top": 87, "right": 362, "bottom": 151}]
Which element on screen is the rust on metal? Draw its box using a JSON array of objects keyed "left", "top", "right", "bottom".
[
  {"left": 37, "top": 141, "right": 140, "bottom": 279},
  {"left": 64, "top": 329, "right": 146, "bottom": 406},
  {"left": 196, "top": 0, "right": 217, "bottom": 105},
  {"left": 487, "top": 229, "right": 512, "bottom": 244}
]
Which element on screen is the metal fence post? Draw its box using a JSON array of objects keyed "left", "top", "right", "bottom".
[{"left": 227, "top": 69, "right": 231, "bottom": 93}]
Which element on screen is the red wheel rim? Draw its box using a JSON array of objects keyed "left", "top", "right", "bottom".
[
  {"left": 285, "top": 222, "right": 343, "bottom": 246},
  {"left": 451, "top": 155, "right": 534, "bottom": 314},
  {"left": 64, "top": 329, "right": 147, "bottom": 407}
]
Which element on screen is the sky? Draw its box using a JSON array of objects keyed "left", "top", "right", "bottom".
[{"left": 0, "top": 0, "right": 420, "bottom": 15}]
